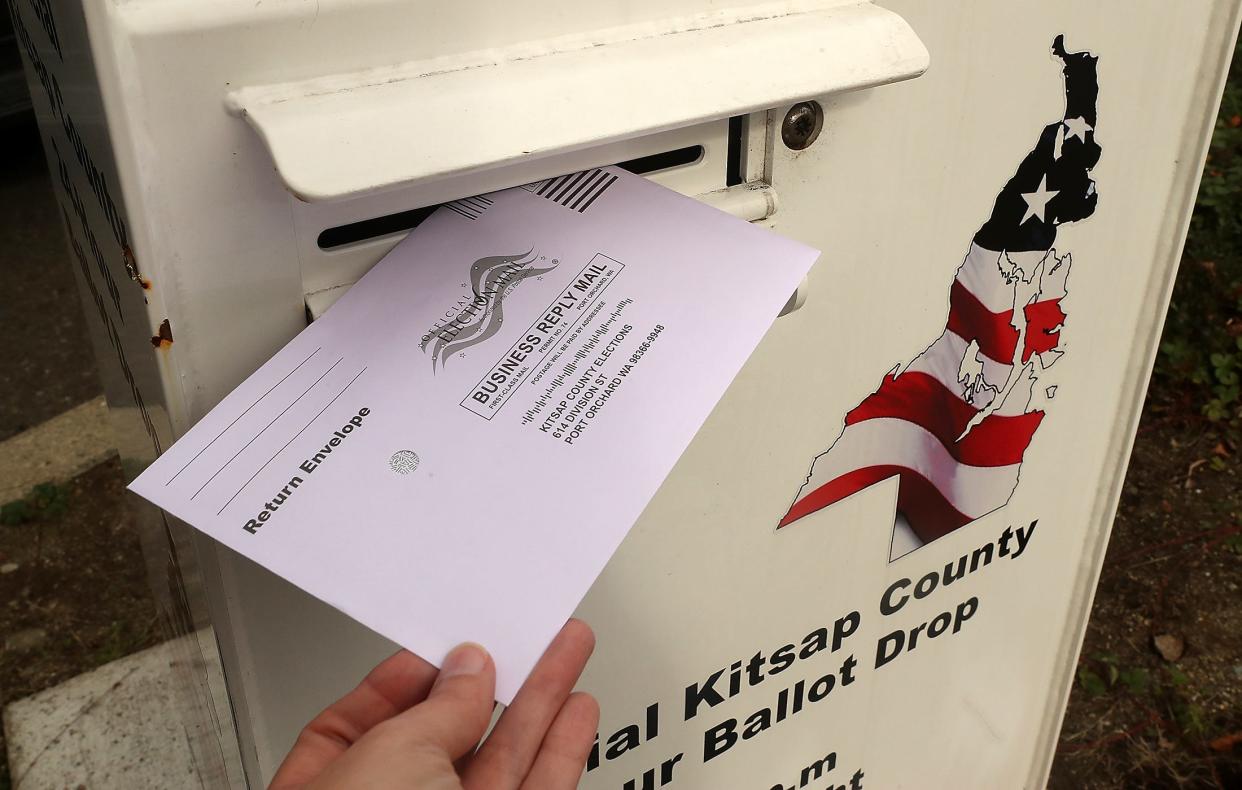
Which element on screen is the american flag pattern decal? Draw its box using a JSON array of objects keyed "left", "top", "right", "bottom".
[{"left": 779, "top": 36, "right": 1101, "bottom": 556}]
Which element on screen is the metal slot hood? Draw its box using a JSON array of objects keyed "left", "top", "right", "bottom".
[{"left": 227, "top": 0, "right": 928, "bottom": 202}]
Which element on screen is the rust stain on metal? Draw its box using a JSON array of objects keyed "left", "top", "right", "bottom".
[
  {"left": 140, "top": 277, "right": 153, "bottom": 290},
  {"left": 150, "top": 319, "right": 173, "bottom": 349}
]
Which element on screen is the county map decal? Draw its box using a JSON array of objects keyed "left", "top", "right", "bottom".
[{"left": 779, "top": 36, "right": 1101, "bottom": 558}]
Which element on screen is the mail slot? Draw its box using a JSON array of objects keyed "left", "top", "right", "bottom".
[{"left": 11, "top": 0, "right": 1240, "bottom": 786}]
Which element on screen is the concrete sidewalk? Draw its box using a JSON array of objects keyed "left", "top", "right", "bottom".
[
  {"left": 3, "top": 641, "right": 197, "bottom": 789},
  {"left": 0, "top": 396, "right": 115, "bottom": 506}
]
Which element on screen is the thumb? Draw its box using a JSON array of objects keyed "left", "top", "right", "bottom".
[{"left": 390, "top": 642, "right": 496, "bottom": 761}]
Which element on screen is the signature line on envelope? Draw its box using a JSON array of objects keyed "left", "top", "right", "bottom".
[
  {"left": 190, "top": 356, "right": 344, "bottom": 501},
  {"left": 215, "top": 365, "right": 369, "bottom": 516},
  {"left": 165, "top": 346, "right": 323, "bottom": 486}
]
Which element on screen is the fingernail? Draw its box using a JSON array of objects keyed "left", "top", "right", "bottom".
[{"left": 440, "top": 642, "right": 488, "bottom": 680}]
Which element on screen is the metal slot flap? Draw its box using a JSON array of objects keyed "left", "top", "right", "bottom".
[{"left": 227, "top": 1, "right": 927, "bottom": 202}]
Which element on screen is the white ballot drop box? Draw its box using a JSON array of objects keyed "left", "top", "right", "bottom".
[{"left": 11, "top": 0, "right": 1242, "bottom": 786}]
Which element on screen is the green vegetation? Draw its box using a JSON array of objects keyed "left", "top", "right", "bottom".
[
  {"left": 1074, "top": 654, "right": 1214, "bottom": 762},
  {"left": 0, "top": 482, "right": 69, "bottom": 526},
  {"left": 1077, "top": 652, "right": 1151, "bottom": 698},
  {"left": 1158, "top": 41, "right": 1242, "bottom": 427}
]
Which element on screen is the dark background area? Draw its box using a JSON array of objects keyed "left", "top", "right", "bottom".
[
  {"left": 1, "top": 42, "right": 1240, "bottom": 790},
  {"left": 0, "top": 120, "right": 101, "bottom": 441}
]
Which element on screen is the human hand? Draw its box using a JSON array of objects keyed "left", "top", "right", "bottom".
[{"left": 270, "top": 619, "right": 598, "bottom": 790}]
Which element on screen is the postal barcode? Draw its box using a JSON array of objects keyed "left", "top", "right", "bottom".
[
  {"left": 443, "top": 195, "right": 493, "bottom": 221},
  {"left": 530, "top": 169, "right": 618, "bottom": 213}
]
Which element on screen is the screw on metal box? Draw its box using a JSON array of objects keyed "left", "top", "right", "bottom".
[{"left": 781, "top": 101, "right": 824, "bottom": 150}]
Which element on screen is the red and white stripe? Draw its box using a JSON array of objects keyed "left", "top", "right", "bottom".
[{"left": 779, "top": 243, "right": 1067, "bottom": 543}]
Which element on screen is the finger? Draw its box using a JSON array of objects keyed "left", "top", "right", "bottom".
[
  {"left": 386, "top": 641, "right": 497, "bottom": 760},
  {"left": 519, "top": 693, "right": 600, "bottom": 790},
  {"left": 270, "top": 649, "right": 439, "bottom": 788},
  {"left": 453, "top": 704, "right": 501, "bottom": 775},
  {"left": 463, "top": 619, "right": 596, "bottom": 790}
]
